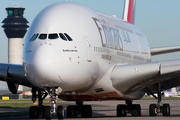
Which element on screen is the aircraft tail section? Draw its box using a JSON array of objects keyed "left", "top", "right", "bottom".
[{"left": 122, "top": 0, "right": 135, "bottom": 24}]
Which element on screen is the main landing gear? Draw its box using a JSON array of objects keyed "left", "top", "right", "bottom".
[
  {"left": 149, "top": 83, "right": 170, "bottom": 116},
  {"left": 29, "top": 88, "right": 92, "bottom": 119},
  {"left": 29, "top": 88, "right": 64, "bottom": 119},
  {"left": 117, "top": 100, "right": 141, "bottom": 117},
  {"left": 67, "top": 101, "right": 92, "bottom": 118}
]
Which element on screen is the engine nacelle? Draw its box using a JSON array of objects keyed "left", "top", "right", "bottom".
[
  {"left": 6, "top": 79, "right": 19, "bottom": 94},
  {"left": 110, "top": 62, "right": 160, "bottom": 94}
]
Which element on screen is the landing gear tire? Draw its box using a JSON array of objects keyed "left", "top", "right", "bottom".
[
  {"left": 57, "top": 106, "right": 64, "bottom": 119},
  {"left": 30, "top": 88, "right": 65, "bottom": 119},
  {"left": 162, "top": 104, "right": 170, "bottom": 116},
  {"left": 131, "top": 104, "right": 141, "bottom": 116},
  {"left": 43, "top": 106, "right": 52, "bottom": 119},
  {"left": 67, "top": 105, "right": 78, "bottom": 118},
  {"left": 81, "top": 105, "right": 92, "bottom": 118},
  {"left": 149, "top": 104, "right": 157, "bottom": 116},
  {"left": 117, "top": 104, "right": 126, "bottom": 117},
  {"left": 67, "top": 102, "right": 92, "bottom": 118},
  {"left": 148, "top": 83, "right": 171, "bottom": 117},
  {"left": 29, "top": 106, "right": 39, "bottom": 119},
  {"left": 117, "top": 101, "right": 141, "bottom": 117}
]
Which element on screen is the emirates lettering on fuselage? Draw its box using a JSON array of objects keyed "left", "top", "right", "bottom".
[{"left": 92, "top": 17, "right": 123, "bottom": 50}]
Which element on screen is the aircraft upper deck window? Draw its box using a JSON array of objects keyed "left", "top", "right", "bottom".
[
  {"left": 59, "top": 33, "right": 67, "bottom": 41},
  {"left": 39, "top": 34, "right": 47, "bottom": 39},
  {"left": 64, "top": 33, "right": 73, "bottom": 41},
  {"left": 48, "top": 33, "right": 59, "bottom": 39}
]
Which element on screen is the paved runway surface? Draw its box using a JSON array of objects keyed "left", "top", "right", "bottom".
[{"left": 0, "top": 100, "right": 180, "bottom": 120}]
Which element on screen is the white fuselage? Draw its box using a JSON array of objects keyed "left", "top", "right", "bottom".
[{"left": 23, "top": 2, "right": 151, "bottom": 100}]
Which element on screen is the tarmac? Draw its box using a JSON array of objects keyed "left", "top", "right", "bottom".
[{"left": 0, "top": 99, "right": 180, "bottom": 120}]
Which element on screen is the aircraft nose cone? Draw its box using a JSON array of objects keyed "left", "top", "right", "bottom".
[
  {"left": 31, "top": 45, "right": 60, "bottom": 86},
  {"left": 33, "top": 45, "right": 56, "bottom": 65}
]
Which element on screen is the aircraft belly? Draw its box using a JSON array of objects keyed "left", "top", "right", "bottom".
[
  {"left": 59, "top": 91, "right": 124, "bottom": 101},
  {"left": 123, "top": 90, "right": 145, "bottom": 100},
  {"left": 58, "top": 90, "right": 144, "bottom": 101}
]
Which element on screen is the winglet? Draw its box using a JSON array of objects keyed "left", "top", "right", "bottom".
[{"left": 122, "top": 0, "right": 136, "bottom": 24}]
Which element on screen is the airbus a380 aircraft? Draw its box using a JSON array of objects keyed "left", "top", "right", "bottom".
[{"left": 1, "top": 0, "right": 180, "bottom": 119}]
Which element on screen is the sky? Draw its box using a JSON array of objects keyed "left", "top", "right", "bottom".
[{"left": 0, "top": 0, "right": 180, "bottom": 63}]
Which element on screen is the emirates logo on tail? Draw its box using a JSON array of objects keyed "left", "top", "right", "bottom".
[{"left": 122, "top": 0, "right": 135, "bottom": 24}]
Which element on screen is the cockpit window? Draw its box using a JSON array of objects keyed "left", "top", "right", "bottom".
[
  {"left": 48, "top": 33, "right": 59, "bottom": 39},
  {"left": 32, "top": 34, "right": 39, "bottom": 41},
  {"left": 59, "top": 33, "right": 67, "bottom": 41},
  {"left": 29, "top": 34, "right": 36, "bottom": 42},
  {"left": 39, "top": 34, "right": 47, "bottom": 39},
  {"left": 30, "top": 33, "right": 73, "bottom": 41},
  {"left": 64, "top": 33, "right": 73, "bottom": 41}
]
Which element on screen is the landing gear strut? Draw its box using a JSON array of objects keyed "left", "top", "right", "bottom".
[
  {"left": 29, "top": 89, "right": 48, "bottom": 119},
  {"left": 117, "top": 100, "right": 141, "bottom": 117},
  {"left": 149, "top": 83, "right": 170, "bottom": 116},
  {"left": 67, "top": 101, "right": 92, "bottom": 118},
  {"left": 29, "top": 88, "right": 64, "bottom": 119}
]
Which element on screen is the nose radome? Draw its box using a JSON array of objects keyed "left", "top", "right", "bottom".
[
  {"left": 33, "top": 45, "right": 57, "bottom": 65},
  {"left": 32, "top": 45, "right": 60, "bottom": 84}
]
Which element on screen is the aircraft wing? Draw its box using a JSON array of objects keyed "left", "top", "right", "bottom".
[
  {"left": 110, "top": 59, "right": 180, "bottom": 95},
  {"left": 0, "top": 63, "right": 32, "bottom": 94}
]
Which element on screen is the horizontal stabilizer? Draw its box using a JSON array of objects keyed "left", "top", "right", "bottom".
[{"left": 151, "top": 46, "right": 180, "bottom": 56}]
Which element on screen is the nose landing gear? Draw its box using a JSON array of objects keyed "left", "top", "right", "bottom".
[
  {"left": 29, "top": 87, "right": 64, "bottom": 119},
  {"left": 48, "top": 87, "right": 64, "bottom": 119}
]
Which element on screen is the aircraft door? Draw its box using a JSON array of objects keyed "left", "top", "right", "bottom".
[{"left": 84, "top": 37, "right": 92, "bottom": 62}]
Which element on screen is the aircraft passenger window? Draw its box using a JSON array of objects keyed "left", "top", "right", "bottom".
[
  {"left": 39, "top": 34, "right": 47, "bottom": 39},
  {"left": 32, "top": 34, "right": 39, "bottom": 41},
  {"left": 59, "top": 33, "right": 67, "bottom": 41},
  {"left": 29, "top": 34, "right": 36, "bottom": 42},
  {"left": 64, "top": 33, "right": 73, "bottom": 41},
  {"left": 48, "top": 33, "right": 59, "bottom": 39}
]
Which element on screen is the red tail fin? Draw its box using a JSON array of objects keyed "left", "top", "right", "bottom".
[{"left": 122, "top": 0, "right": 135, "bottom": 24}]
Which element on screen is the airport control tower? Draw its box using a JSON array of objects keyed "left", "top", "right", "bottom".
[
  {"left": 1, "top": 4, "right": 29, "bottom": 91},
  {"left": 1, "top": 4, "right": 29, "bottom": 64}
]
